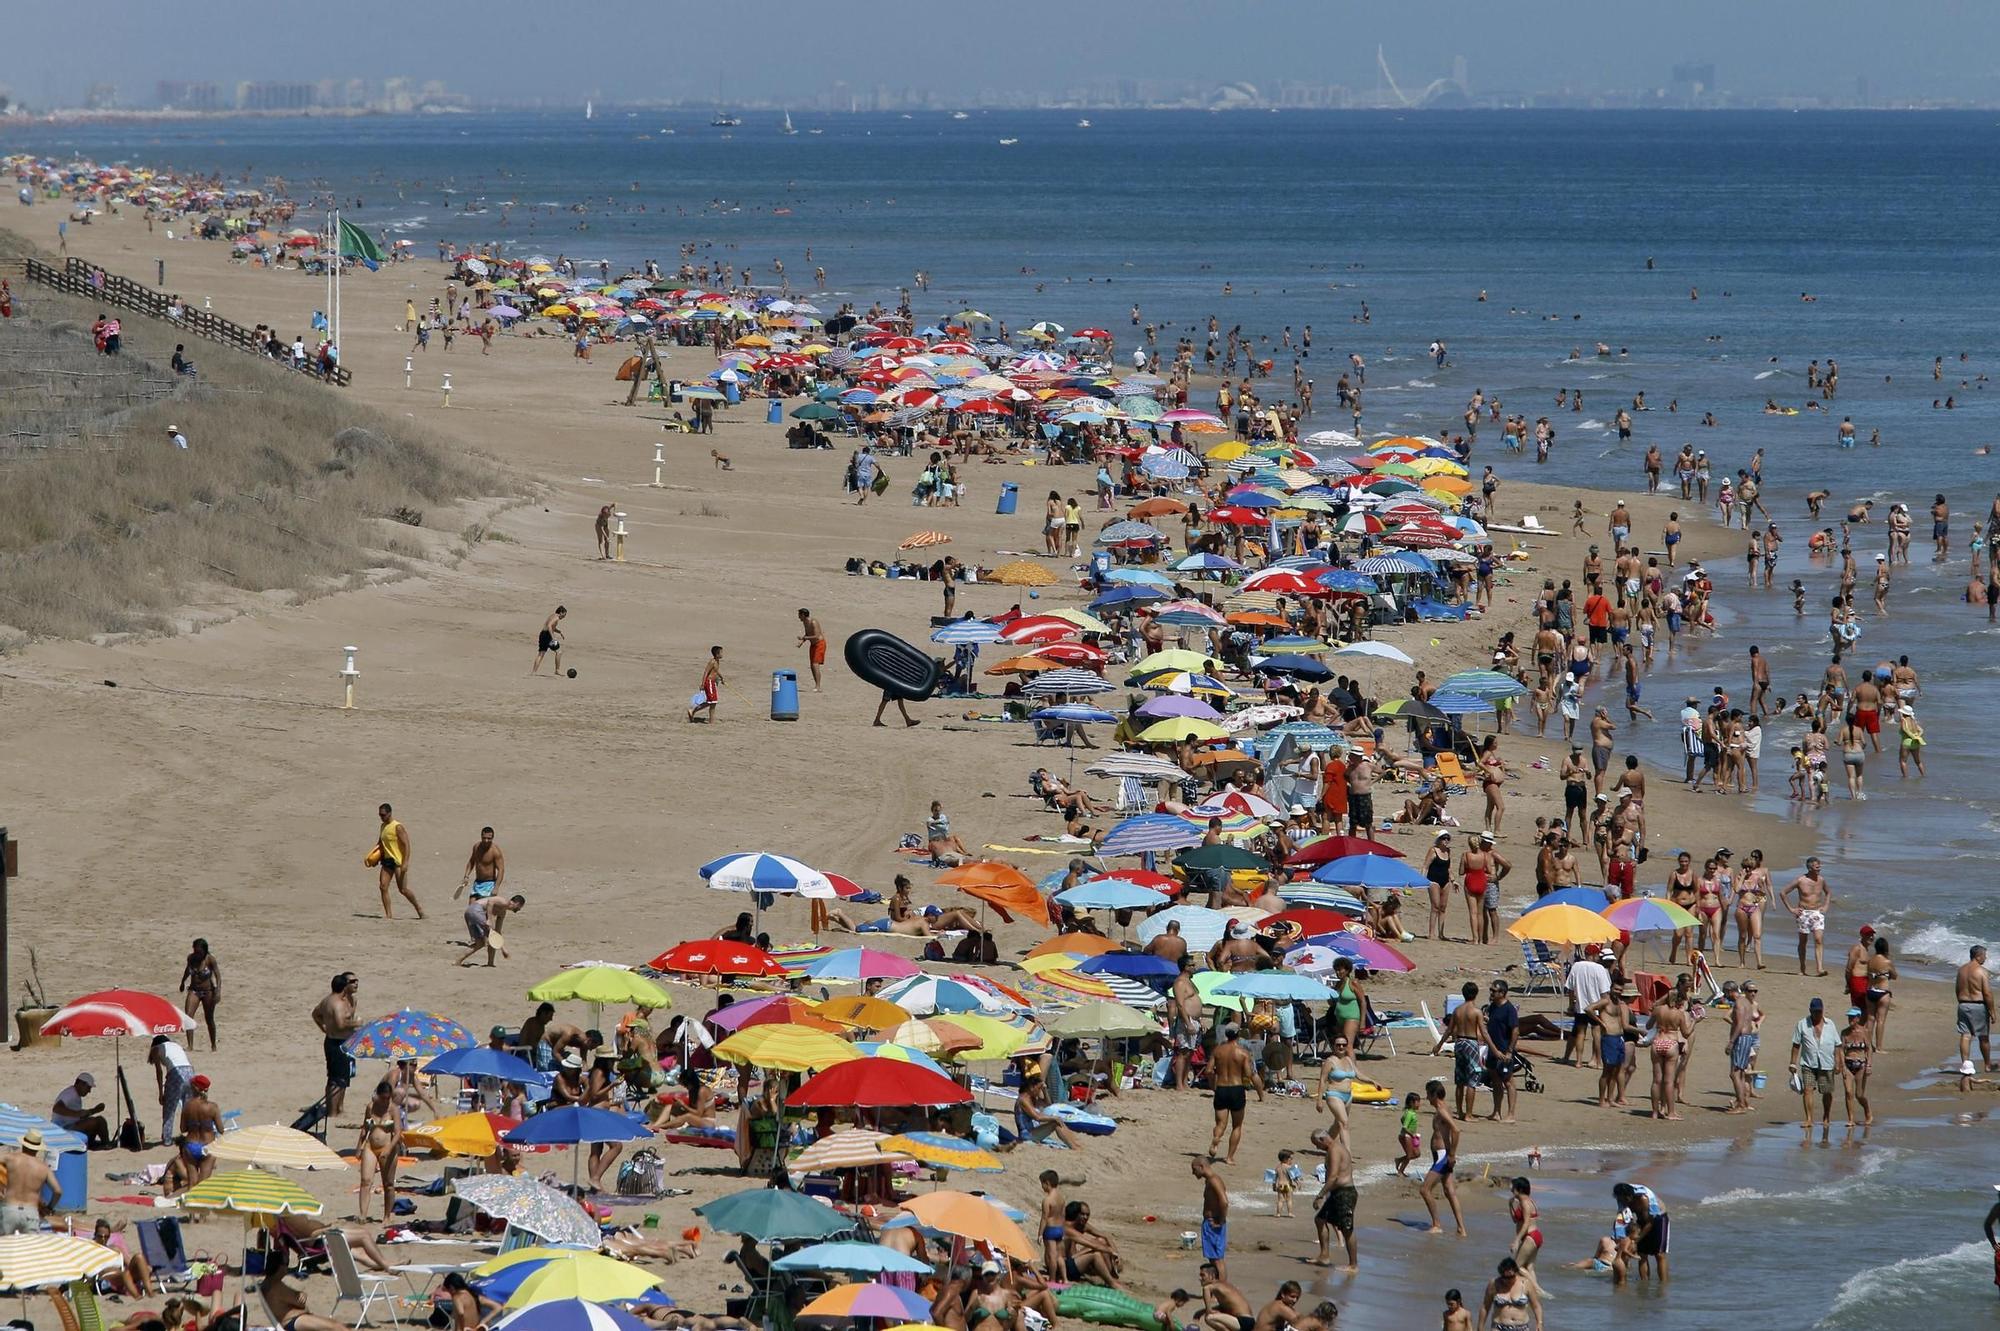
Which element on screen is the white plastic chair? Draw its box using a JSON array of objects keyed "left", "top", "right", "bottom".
[{"left": 325, "top": 1230, "right": 399, "bottom": 1327}]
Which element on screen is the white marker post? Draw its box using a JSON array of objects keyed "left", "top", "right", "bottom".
[
  {"left": 441, "top": 371, "right": 452, "bottom": 408},
  {"left": 404, "top": 355, "right": 414, "bottom": 390},
  {"left": 651, "top": 441, "right": 666, "bottom": 488},
  {"left": 202, "top": 294, "right": 211, "bottom": 311},
  {"left": 340, "top": 646, "right": 360, "bottom": 710},
  {"left": 613, "top": 511, "right": 629, "bottom": 563}
]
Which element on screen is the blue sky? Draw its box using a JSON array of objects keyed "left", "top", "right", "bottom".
[{"left": 6, "top": 0, "right": 1996, "bottom": 104}]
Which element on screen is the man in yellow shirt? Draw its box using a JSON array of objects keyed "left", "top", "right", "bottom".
[{"left": 375, "top": 803, "right": 424, "bottom": 921}]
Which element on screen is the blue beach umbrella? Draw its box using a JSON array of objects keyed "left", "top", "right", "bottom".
[
  {"left": 1216, "top": 972, "right": 1335, "bottom": 1002},
  {"left": 1076, "top": 952, "right": 1180, "bottom": 980},
  {"left": 1105, "top": 567, "right": 1177, "bottom": 587},
  {"left": 1428, "top": 691, "right": 1493, "bottom": 716},
  {"left": 503, "top": 1106, "right": 650, "bottom": 1148},
  {"left": 1097, "top": 814, "right": 1205, "bottom": 857},
  {"left": 773, "top": 1242, "right": 935, "bottom": 1275},
  {"left": 423, "top": 1047, "right": 551, "bottom": 1086},
  {"left": 492, "top": 1301, "right": 655, "bottom": 1331},
  {"left": 1257, "top": 654, "right": 1334, "bottom": 681},
  {"left": 1310, "top": 854, "right": 1432, "bottom": 890},
  {"left": 1273, "top": 883, "right": 1367, "bottom": 913},
  {"left": 1519, "top": 886, "right": 1615, "bottom": 915},
  {"left": 930, "top": 617, "right": 1003, "bottom": 645},
  {"left": 1056, "top": 880, "right": 1166, "bottom": 911}
]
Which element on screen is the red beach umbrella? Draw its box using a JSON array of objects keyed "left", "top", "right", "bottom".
[
  {"left": 647, "top": 940, "right": 787, "bottom": 977},
  {"left": 788, "top": 1059, "right": 972, "bottom": 1109}
]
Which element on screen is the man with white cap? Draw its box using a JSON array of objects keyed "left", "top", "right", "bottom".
[
  {"left": 1, "top": 1129, "right": 58, "bottom": 1232},
  {"left": 165, "top": 425, "right": 187, "bottom": 450},
  {"left": 51, "top": 1072, "right": 110, "bottom": 1149}
]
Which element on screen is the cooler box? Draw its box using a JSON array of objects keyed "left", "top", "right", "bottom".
[
  {"left": 770, "top": 670, "right": 800, "bottom": 721},
  {"left": 996, "top": 482, "right": 1019, "bottom": 515}
]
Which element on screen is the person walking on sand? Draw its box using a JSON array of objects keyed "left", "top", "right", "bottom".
[
  {"left": 373, "top": 805, "right": 422, "bottom": 920},
  {"left": 458, "top": 894, "right": 526, "bottom": 967},
  {"left": 1419, "top": 1079, "right": 1466, "bottom": 1237},
  {"left": 689, "top": 645, "right": 724, "bottom": 722},
  {"left": 1206, "top": 1023, "right": 1262, "bottom": 1164},
  {"left": 1789, "top": 996, "right": 1840, "bottom": 1144},
  {"left": 1587, "top": 984, "right": 1637, "bottom": 1108},
  {"left": 1780, "top": 856, "right": 1833, "bottom": 976},
  {"left": 873, "top": 690, "right": 919, "bottom": 728},
  {"left": 1956, "top": 944, "right": 1996, "bottom": 1075},
  {"left": 454, "top": 825, "right": 505, "bottom": 942},
  {"left": 532, "top": 606, "right": 567, "bottom": 675},
  {"left": 595, "top": 506, "right": 613, "bottom": 559},
  {"left": 797, "top": 609, "right": 826, "bottom": 691},
  {"left": 1192, "top": 1159, "right": 1231, "bottom": 1281},
  {"left": 1726, "top": 980, "right": 1762, "bottom": 1113},
  {"left": 178, "top": 937, "right": 221, "bottom": 1051}
]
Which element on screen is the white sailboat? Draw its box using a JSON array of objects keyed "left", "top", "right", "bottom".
[
  {"left": 781, "top": 110, "right": 797, "bottom": 135},
  {"left": 585, "top": 99, "right": 593, "bottom": 120}
]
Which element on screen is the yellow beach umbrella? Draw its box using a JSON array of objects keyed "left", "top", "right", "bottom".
[
  {"left": 541, "top": 304, "right": 575, "bottom": 317},
  {"left": 713, "top": 1026, "right": 860, "bottom": 1073},
  {"left": 406, "top": 1112, "right": 516, "bottom": 1158},
  {"left": 734, "top": 334, "right": 774, "bottom": 349},
  {"left": 815, "top": 995, "right": 911, "bottom": 1030},
  {"left": 205, "top": 1125, "right": 348, "bottom": 1171},
  {"left": 1204, "top": 441, "right": 1251, "bottom": 461},
  {"left": 1507, "top": 905, "right": 1621, "bottom": 946},
  {"left": 1044, "top": 608, "right": 1111, "bottom": 634},
  {"left": 0, "top": 1234, "right": 121, "bottom": 1290},
  {"left": 1025, "top": 932, "right": 1121, "bottom": 961},
  {"left": 182, "top": 1169, "right": 324, "bottom": 1217},
  {"left": 488, "top": 1251, "right": 662, "bottom": 1308},
  {"left": 1129, "top": 648, "right": 1216, "bottom": 676},
  {"left": 936, "top": 1013, "right": 1030, "bottom": 1061},
  {"left": 984, "top": 655, "right": 1057, "bottom": 675},
  {"left": 990, "top": 560, "right": 1058, "bottom": 588},
  {"left": 528, "top": 966, "right": 670, "bottom": 1009},
  {"left": 1139, "top": 718, "right": 1229, "bottom": 744}
]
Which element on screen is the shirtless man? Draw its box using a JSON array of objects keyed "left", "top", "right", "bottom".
[
  {"left": 458, "top": 894, "right": 527, "bottom": 966},
  {"left": 311, "top": 973, "right": 360, "bottom": 1118},
  {"left": 1587, "top": 985, "right": 1637, "bottom": 1108},
  {"left": 532, "top": 605, "right": 566, "bottom": 675},
  {"left": 1169, "top": 959, "right": 1203, "bottom": 1089},
  {"left": 1145, "top": 919, "right": 1189, "bottom": 966},
  {"left": 1432, "top": 984, "right": 1493, "bottom": 1120},
  {"left": 1851, "top": 671, "right": 1885, "bottom": 752},
  {"left": 1207, "top": 1024, "right": 1262, "bottom": 1164},
  {"left": 455, "top": 826, "right": 506, "bottom": 946},
  {"left": 796, "top": 608, "right": 826, "bottom": 691},
  {"left": 1196, "top": 1262, "right": 1252, "bottom": 1331},
  {"left": 1957, "top": 945, "right": 1996, "bottom": 1074},
  {"left": 1193, "top": 1160, "right": 1231, "bottom": 1281},
  {"left": 1419, "top": 1080, "right": 1466, "bottom": 1237},
  {"left": 1779, "top": 857, "right": 1834, "bottom": 976},
  {"left": 1748, "top": 645, "right": 1771, "bottom": 716},
  {"left": 1309, "top": 1127, "right": 1358, "bottom": 1270},
  {"left": 1344, "top": 751, "right": 1375, "bottom": 835},
  {"left": 0, "top": 1131, "right": 57, "bottom": 1232},
  {"left": 1726, "top": 981, "right": 1762, "bottom": 1112}
]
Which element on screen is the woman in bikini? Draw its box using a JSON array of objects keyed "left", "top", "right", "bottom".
[
  {"left": 1693, "top": 867, "right": 1727, "bottom": 959},
  {"left": 649, "top": 1067, "right": 721, "bottom": 1134},
  {"left": 354, "top": 1081, "right": 402, "bottom": 1224},
  {"left": 1479, "top": 1257, "right": 1542, "bottom": 1331},
  {"left": 1477, "top": 737, "right": 1508, "bottom": 835},
  {"left": 1866, "top": 938, "right": 1898, "bottom": 1051},
  {"left": 1664, "top": 853, "right": 1699, "bottom": 965},
  {"left": 1840, "top": 1006, "right": 1873, "bottom": 1127},
  {"left": 178, "top": 938, "right": 221, "bottom": 1051},
  {"left": 1734, "top": 850, "right": 1770, "bottom": 969},
  {"left": 1647, "top": 993, "right": 1690, "bottom": 1121},
  {"left": 1507, "top": 1177, "right": 1545, "bottom": 1294}
]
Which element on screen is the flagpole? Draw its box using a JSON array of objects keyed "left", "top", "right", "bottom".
[
  {"left": 325, "top": 206, "right": 335, "bottom": 356},
  {"left": 333, "top": 208, "right": 342, "bottom": 365}
]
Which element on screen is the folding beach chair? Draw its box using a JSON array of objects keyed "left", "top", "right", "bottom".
[
  {"left": 1517, "top": 940, "right": 1560, "bottom": 995},
  {"left": 325, "top": 1230, "right": 399, "bottom": 1327},
  {"left": 135, "top": 1217, "right": 193, "bottom": 1292}
]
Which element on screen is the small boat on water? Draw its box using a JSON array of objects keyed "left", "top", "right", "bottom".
[
  {"left": 998, "top": 138, "right": 1018, "bottom": 146},
  {"left": 781, "top": 110, "right": 797, "bottom": 135},
  {"left": 711, "top": 112, "right": 742, "bottom": 127}
]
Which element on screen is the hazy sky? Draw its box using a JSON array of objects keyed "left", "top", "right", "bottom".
[{"left": 6, "top": 0, "right": 1998, "bottom": 104}]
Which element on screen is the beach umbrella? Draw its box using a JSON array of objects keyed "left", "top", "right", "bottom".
[
  {"left": 1083, "top": 753, "right": 1191, "bottom": 781},
  {"left": 791, "top": 1129, "right": 906, "bottom": 1172},
  {"left": 1096, "top": 814, "right": 1205, "bottom": 857},
  {"left": 1427, "top": 691, "right": 1493, "bottom": 717},
  {"left": 496, "top": 1253, "right": 663, "bottom": 1309},
  {"left": 934, "top": 863, "right": 1050, "bottom": 928},
  {"left": 0, "top": 1108, "right": 84, "bottom": 1162},
  {"left": 990, "top": 561, "right": 1058, "bottom": 587},
  {"left": 424, "top": 1046, "right": 550, "bottom": 1086},
  {"left": 505, "top": 1107, "right": 652, "bottom": 1191},
  {"left": 1002, "top": 616, "right": 1080, "bottom": 645},
  {"left": 1055, "top": 880, "right": 1165, "bottom": 911},
  {"left": 1137, "top": 718, "right": 1229, "bottom": 744},
  {"left": 1032, "top": 705, "right": 1118, "bottom": 728},
  {"left": 647, "top": 940, "right": 786, "bottom": 978},
  {"left": 1173, "top": 552, "right": 1244, "bottom": 573},
  {"left": 1371, "top": 698, "right": 1447, "bottom": 724},
  {"left": 1191, "top": 972, "right": 1252, "bottom": 1013},
  {"left": 802, "top": 1284, "right": 936, "bottom": 1322},
  {"left": 452, "top": 1177, "right": 601, "bottom": 1247},
  {"left": 800, "top": 948, "right": 922, "bottom": 982},
  {"left": 1174, "top": 843, "right": 1267, "bottom": 872},
  {"left": 710, "top": 994, "right": 845, "bottom": 1033},
  {"left": 872, "top": 1018, "right": 983, "bottom": 1056},
  {"left": 774, "top": 1243, "right": 934, "bottom": 1275},
  {"left": 491, "top": 1300, "right": 653, "bottom": 1331},
  {"left": 899, "top": 1192, "right": 1036, "bottom": 1261},
  {"left": 1602, "top": 898, "right": 1699, "bottom": 933},
  {"left": 1255, "top": 654, "right": 1334, "bottom": 682},
  {"left": 1023, "top": 668, "right": 1113, "bottom": 697},
  {"left": 407, "top": 1112, "right": 523, "bottom": 1159},
  {"left": 853, "top": 1042, "right": 951, "bottom": 1076},
  {"left": 182, "top": 1169, "right": 324, "bottom": 1217},
  {"left": 204, "top": 1124, "right": 346, "bottom": 1171},
  {"left": 1265, "top": 907, "right": 1354, "bottom": 937},
  {"left": 1284, "top": 835, "right": 1403, "bottom": 866},
  {"left": 1508, "top": 905, "right": 1621, "bottom": 946},
  {"left": 1129, "top": 648, "right": 1215, "bottom": 676},
  {"left": 344, "top": 1008, "right": 475, "bottom": 1061},
  {"left": 931, "top": 617, "right": 1004, "bottom": 645},
  {"left": 699, "top": 851, "right": 833, "bottom": 897},
  {"left": 816, "top": 995, "right": 913, "bottom": 1029},
  {"left": 898, "top": 530, "right": 953, "bottom": 551},
  {"left": 1135, "top": 695, "right": 1222, "bottom": 721},
  {"left": 527, "top": 967, "right": 671, "bottom": 1032},
  {"left": 1518, "top": 886, "right": 1616, "bottom": 915},
  {"left": 1133, "top": 670, "right": 1235, "bottom": 699},
  {"left": 1310, "top": 854, "right": 1432, "bottom": 890},
  {"left": 875, "top": 974, "right": 1018, "bottom": 1016},
  {"left": 788, "top": 1060, "right": 971, "bottom": 1109},
  {"left": 1439, "top": 670, "right": 1527, "bottom": 700},
  {"left": 696, "top": 1188, "right": 852, "bottom": 1242},
  {"left": 1216, "top": 972, "right": 1334, "bottom": 1002},
  {"left": 1135, "top": 904, "right": 1236, "bottom": 950},
  {"left": 1075, "top": 952, "right": 1179, "bottom": 980},
  {"left": 1301, "top": 931, "right": 1417, "bottom": 973},
  {"left": 712, "top": 1026, "right": 859, "bottom": 1073},
  {"left": 0, "top": 1235, "right": 121, "bottom": 1292},
  {"left": 1047, "top": 1001, "right": 1156, "bottom": 1039},
  {"left": 1274, "top": 883, "right": 1368, "bottom": 913},
  {"left": 41, "top": 988, "right": 192, "bottom": 1136}
]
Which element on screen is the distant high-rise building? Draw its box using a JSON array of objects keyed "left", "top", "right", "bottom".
[
  {"left": 1670, "top": 61, "right": 1716, "bottom": 101},
  {"left": 156, "top": 80, "right": 221, "bottom": 111},
  {"left": 82, "top": 83, "right": 117, "bottom": 110},
  {"left": 236, "top": 81, "right": 316, "bottom": 111}
]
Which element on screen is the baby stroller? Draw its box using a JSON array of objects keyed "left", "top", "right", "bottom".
[{"left": 1507, "top": 1050, "right": 1546, "bottom": 1094}]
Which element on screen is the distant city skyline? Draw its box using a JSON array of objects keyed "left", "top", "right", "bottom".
[{"left": 3, "top": 0, "right": 1999, "bottom": 112}]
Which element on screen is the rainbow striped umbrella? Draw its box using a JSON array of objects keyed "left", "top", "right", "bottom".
[
  {"left": 792, "top": 1128, "right": 906, "bottom": 1172},
  {"left": 1603, "top": 897, "right": 1699, "bottom": 933},
  {"left": 802, "top": 1283, "right": 936, "bottom": 1321},
  {"left": 344, "top": 1007, "right": 475, "bottom": 1060}
]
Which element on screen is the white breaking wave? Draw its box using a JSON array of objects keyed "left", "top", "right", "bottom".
[
  {"left": 1823, "top": 1241, "right": 1986, "bottom": 1319},
  {"left": 1697, "top": 1147, "right": 1894, "bottom": 1208}
]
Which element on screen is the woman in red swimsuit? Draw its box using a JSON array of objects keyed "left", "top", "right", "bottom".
[{"left": 1508, "top": 1176, "right": 1544, "bottom": 1290}]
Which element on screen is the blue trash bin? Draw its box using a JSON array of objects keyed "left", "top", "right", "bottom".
[
  {"left": 767, "top": 398, "right": 783, "bottom": 424},
  {"left": 770, "top": 669, "right": 800, "bottom": 721},
  {"left": 723, "top": 380, "right": 741, "bottom": 405},
  {"left": 996, "top": 482, "right": 1019, "bottom": 515}
]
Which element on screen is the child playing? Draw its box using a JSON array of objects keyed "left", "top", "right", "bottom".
[
  {"left": 1787, "top": 746, "right": 1808, "bottom": 801},
  {"left": 1393, "top": 1092, "right": 1422, "bottom": 1176},
  {"left": 1269, "top": 1149, "right": 1298, "bottom": 1217},
  {"left": 1571, "top": 500, "right": 1587, "bottom": 535}
]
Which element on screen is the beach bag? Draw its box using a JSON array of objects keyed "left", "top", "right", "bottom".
[{"left": 617, "top": 1149, "right": 663, "bottom": 1195}]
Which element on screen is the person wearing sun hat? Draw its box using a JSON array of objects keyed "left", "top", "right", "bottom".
[{"left": 1, "top": 1128, "right": 58, "bottom": 1231}]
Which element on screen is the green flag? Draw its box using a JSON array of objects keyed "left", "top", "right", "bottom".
[{"left": 337, "top": 218, "right": 385, "bottom": 270}]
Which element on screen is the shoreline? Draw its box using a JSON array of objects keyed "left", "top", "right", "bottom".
[{"left": 0, "top": 198, "right": 1982, "bottom": 1322}]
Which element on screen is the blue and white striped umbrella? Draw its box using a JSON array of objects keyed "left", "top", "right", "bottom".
[
  {"left": 852, "top": 1042, "right": 951, "bottom": 1076},
  {"left": 1438, "top": 670, "right": 1529, "bottom": 701},
  {"left": 1173, "top": 552, "right": 1242, "bottom": 573},
  {"left": 1091, "top": 586, "right": 1169, "bottom": 609},
  {"left": 1428, "top": 691, "right": 1493, "bottom": 716},
  {"left": 1056, "top": 880, "right": 1168, "bottom": 911},
  {"left": 1105, "top": 567, "right": 1177, "bottom": 587},
  {"left": 1135, "top": 905, "right": 1235, "bottom": 951},
  {"left": 1156, "top": 608, "right": 1227, "bottom": 629},
  {"left": 1139, "top": 456, "right": 1189, "bottom": 480},
  {"left": 875, "top": 975, "right": 1021, "bottom": 1016},
  {"left": 1096, "top": 814, "right": 1205, "bottom": 857},
  {"left": 1033, "top": 705, "right": 1118, "bottom": 725},
  {"left": 1097, "top": 520, "right": 1166, "bottom": 544},
  {"left": 1353, "top": 555, "right": 1429, "bottom": 576},
  {"left": 1024, "top": 669, "right": 1115, "bottom": 697},
  {"left": 1216, "top": 972, "right": 1335, "bottom": 1002},
  {"left": 930, "top": 618, "right": 1003, "bottom": 645},
  {"left": 699, "top": 852, "right": 831, "bottom": 897},
  {"left": 1273, "top": 883, "right": 1367, "bottom": 913}
]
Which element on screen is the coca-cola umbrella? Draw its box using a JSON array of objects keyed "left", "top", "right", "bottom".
[{"left": 41, "top": 989, "right": 193, "bottom": 1147}]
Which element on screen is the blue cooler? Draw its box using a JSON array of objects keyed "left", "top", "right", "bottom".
[
  {"left": 766, "top": 399, "right": 783, "bottom": 424},
  {"left": 996, "top": 482, "right": 1019, "bottom": 515},
  {"left": 770, "top": 670, "right": 800, "bottom": 721}
]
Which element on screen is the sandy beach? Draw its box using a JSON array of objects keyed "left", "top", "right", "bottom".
[{"left": 0, "top": 202, "right": 1978, "bottom": 1323}]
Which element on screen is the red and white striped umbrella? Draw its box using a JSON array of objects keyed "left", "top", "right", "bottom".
[{"left": 43, "top": 989, "right": 191, "bottom": 1038}]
